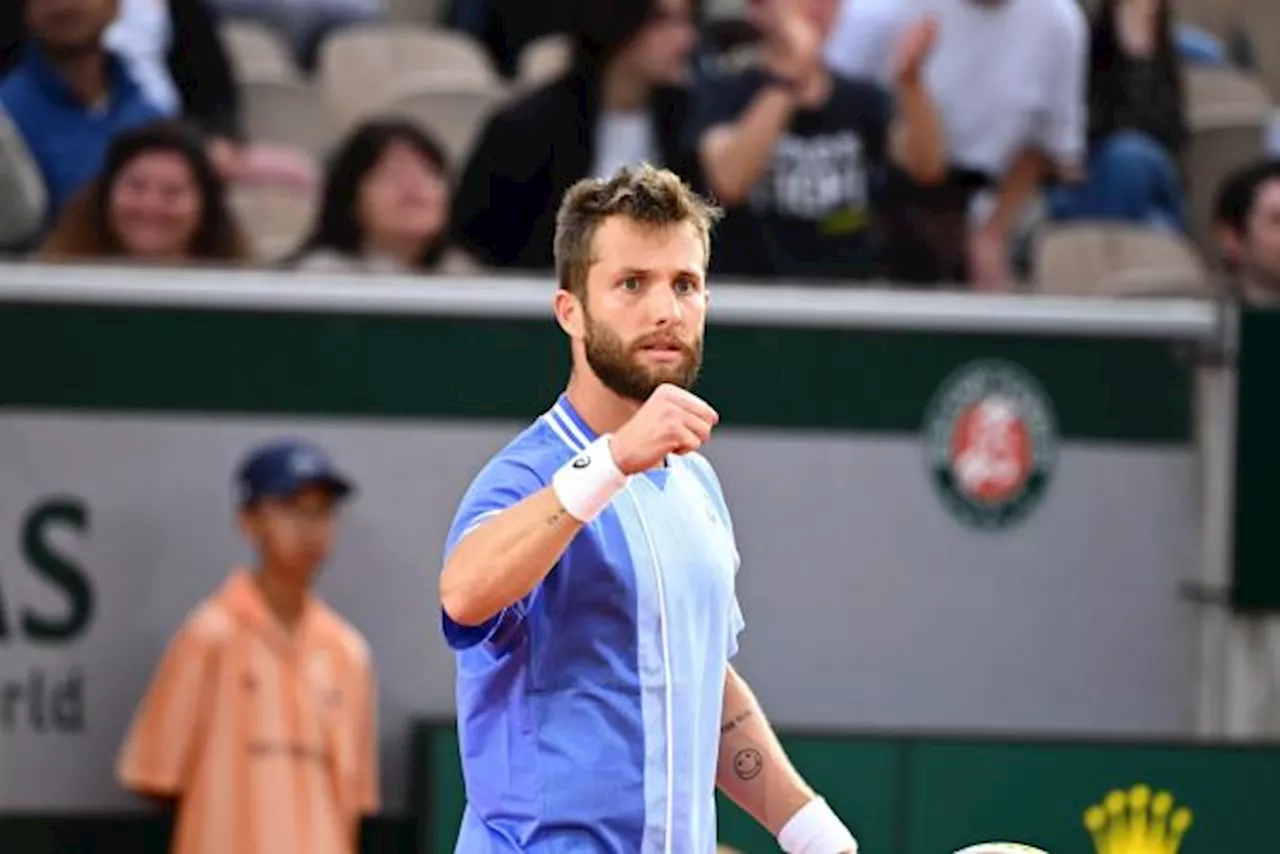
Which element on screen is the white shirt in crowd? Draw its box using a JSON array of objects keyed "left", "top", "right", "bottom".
[
  {"left": 592, "top": 110, "right": 659, "bottom": 180},
  {"left": 106, "top": 0, "right": 181, "bottom": 116},
  {"left": 826, "top": 0, "right": 1088, "bottom": 180}
]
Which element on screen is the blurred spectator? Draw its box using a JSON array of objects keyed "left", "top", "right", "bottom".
[
  {"left": 821, "top": 0, "right": 898, "bottom": 84},
  {"left": 117, "top": 438, "right": 378, "bottom": 854},
  {"left": 0, "top": 108, "right": 47, "bottom": 249},
  {"left": 290, "top": 119, "right": 457, "bottom": 273},
  {"left": 2, "top": 0, "right": 317, "bottom": 189},
  {"left": 1046, "top": 0, "right": 1188, "bottom": 233},
  {"left": 1, "top": 0, "right": 234, "bottom": 128},
  {"left": 108, "top": 0, "right": 239, "bottom": 141},
  {"left": 828, "top": 0, "right": 1087, "bottom": 288},
  {"left": 0, "top": 0, "right": 166, "bottom": 233},
  {"left": 446, "top": 0, "right": 565, "bottom": 79},
  {"left": 451, "top": 0, "right": 701, "bottom": 270},
  {"left": 210, "top": 0, "right": 385, "bottom": 70},
  {"left": 1175, "top": 22, "right": 1228, "bottom": 66},
  {"left": 688, "top": 0, "right": 945, "bottom": 281},
  {"left": 1215, "top": 159, "right": 1280, "bottom": 304},
  {"left": 40, "top": 122, "right": 252, "bottom": 263}
]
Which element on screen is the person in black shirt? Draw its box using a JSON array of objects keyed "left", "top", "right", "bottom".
[
  {"left": 1045, "top": 0, "right": 1188, "bottom": 233},
  {"left": 687, "top": 0, "right": 944, "bottom": 281},
  {"left": 451, "top": 0, "right": 703, "bottom": 271}
]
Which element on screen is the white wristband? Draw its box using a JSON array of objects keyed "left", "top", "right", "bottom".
[
  {"left": 778, "top": 797, "right": 858, "bottom": 854},
  {"left": 552, "top": 435, "right": 629, "bottom": 523}
]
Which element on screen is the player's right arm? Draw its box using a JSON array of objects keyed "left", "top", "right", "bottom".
[
  {"left": 439, "top": 486, "right": 585, "bottom": 629},
  {"left": 439, "top": 384, "right": 719, "bottom": 633}
]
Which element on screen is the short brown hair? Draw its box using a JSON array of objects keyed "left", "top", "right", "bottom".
[{"left": 553, "top": 164, "right": 722, "bottom": 299}]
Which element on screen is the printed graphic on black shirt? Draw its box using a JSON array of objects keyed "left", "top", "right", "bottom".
[
  {"left": 749, "top": 131, "right": 870, "bottom": 233},
  {"left": 686, "top": 69, "right": 891, "bottom": 280}
]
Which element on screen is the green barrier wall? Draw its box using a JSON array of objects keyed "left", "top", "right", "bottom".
[
  {"left": 1232, "top": 306, "right": 1280, "bottom": 610},
  {"left": 412, "top": 727, "right": 903, "bottom": 854},
  {"left": 416, "top": 722, "right": 1280, "bottom": 854},
  {"left": 0, "top": 304, "right": 1191, "bottom": 441}
]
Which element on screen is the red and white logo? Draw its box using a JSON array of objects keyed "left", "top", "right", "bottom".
[
  {"left": 924, "top": 361, "right": 1057, "bottom": 530},
  {"left": 949, "top": 395, "right": 1034, "bottom": 504}
]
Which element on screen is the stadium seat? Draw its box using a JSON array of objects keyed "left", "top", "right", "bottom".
[
  {"left": 1032, "top": 223, "right": 1214, "bottom": 297},
  {"left": 219, "top": 20, "right": 300, "bottom": 84},
  {"left": 1183, "top": 66, "right": 1272, "bottom": 257},
  {"left": 1186, "top": 117, "right": 1268, "bottom": 258},
  {"left": 1173, "top": 0, "right": 1241, "bottom": 42},
  {"left": 239, "top": 79, "right": 337, "bottom": 157},
  {"left": 377, "top": 75, "right": 508, "bottom": 166},
  {"left": 228, "top": 185, "right": 317, "bottom": 262},
  {"left": 1239, "top": 0, "right": 1280, "bottom": 100},
  {"left": 516, "top": 34, "right": 571, "bottom": 90},
  {"left": 1185, "top": 65, "right": 1273, "bottom": 116},
  {"left": 319, "top": 25, "right": 501, "bottom": 128},
  {"left": 382, "top": 0, "right": 445, "bottom": 26}
]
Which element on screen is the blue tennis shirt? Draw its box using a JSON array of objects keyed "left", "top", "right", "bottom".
[{"left": 442, "top": 395, "right": 745, "bottom": 853}]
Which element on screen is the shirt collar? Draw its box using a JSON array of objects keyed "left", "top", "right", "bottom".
[
  {"left": 18, "top": 47, "right": 138, "bottom": 112},
  {"left": 545, "top": 394, "right": 599, "bottom": 453},
  {"left": 219, "top": 566, "right": 317, "bottom": 651}
]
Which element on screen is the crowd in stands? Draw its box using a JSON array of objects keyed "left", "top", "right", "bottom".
[{"left": 2, "top": 0, "right": 1280, "bottom": 299}]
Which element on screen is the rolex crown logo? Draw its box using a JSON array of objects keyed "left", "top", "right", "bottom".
[{"left": 1083, "top": 784, "right": 1193, "bottom": 854}]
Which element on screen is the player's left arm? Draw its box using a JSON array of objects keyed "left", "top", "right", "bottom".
[{"left": 716, "top": 665, "right": 857, "bottom": 853}]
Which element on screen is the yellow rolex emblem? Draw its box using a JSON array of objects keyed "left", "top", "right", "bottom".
[{"left": 1083, "top": 784, "right": 1193, "bottom": 854}]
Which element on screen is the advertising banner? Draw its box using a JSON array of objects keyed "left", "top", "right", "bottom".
[
  {"left": 418, "top": 724, "right": 1280, "bottom": 854},
  {"left": 0, "top": 303, "right": 1199, "bottom": 812}
]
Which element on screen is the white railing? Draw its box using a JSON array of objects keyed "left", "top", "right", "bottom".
[{"left": 0, "top": 262, "right": 1223, "bottom": 341}]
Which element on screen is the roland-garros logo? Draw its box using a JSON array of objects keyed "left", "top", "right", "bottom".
[{"left": 923, "top": 359, "right": 1057, "bottom": 530}]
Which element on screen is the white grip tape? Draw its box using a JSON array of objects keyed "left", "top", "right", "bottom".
[
  {"left": 552, "top": 435, "right": 629, "bottom": 523},
  {"left": 778, "top": 797, "right": 858, "bottom": 854}
]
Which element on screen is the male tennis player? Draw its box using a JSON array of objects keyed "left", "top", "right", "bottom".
[{"left": 439, "top": 164, "right": 857, "bottom": 853}]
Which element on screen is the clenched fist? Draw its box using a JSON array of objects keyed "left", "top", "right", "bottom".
[{"left": 610, "top": 384, "right": 719, "bottom": 475}]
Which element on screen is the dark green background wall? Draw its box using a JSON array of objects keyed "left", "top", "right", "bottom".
[
  {"left": 7, "top": 726, "right": 1275, "bottom": 853},
  {"left": 0, "top": 305, "right": 1191, "bottom": 442},
  {"left": 1233, "top": 306, "right": 1280, "bottom": 610},
  {"left": 416, "top": 723, "right": 1280, "bottom": 854}
]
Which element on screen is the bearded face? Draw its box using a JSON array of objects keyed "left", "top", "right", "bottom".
[
  {"left": 582, "top": 303, "right": 703, "bottom": 402},
  {"left": 564, "top": 214, "right": 710, "bottom": 401}
]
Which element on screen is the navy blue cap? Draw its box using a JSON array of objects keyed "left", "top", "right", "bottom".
[{"left": 235, "top": 438, "right": 355, "bottom": 507}]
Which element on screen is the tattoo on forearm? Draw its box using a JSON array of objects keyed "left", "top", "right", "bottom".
[
  {"left": 720, "top": 709, "right": 755, "bottom": 735},
  {"left": 545, "top": 510, "right": 566, "bottom": 527},
  {"left": 732, "top": 747, "right": 764, "bottom": 781}
]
